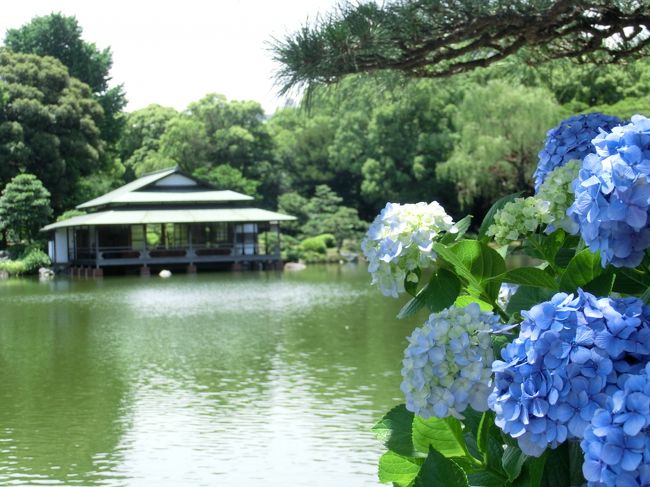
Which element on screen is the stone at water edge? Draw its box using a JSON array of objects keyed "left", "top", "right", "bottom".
[
  {"left": 159, "top": 269, "right": 172, "bottom": 278},
  {"left": 39, "top": 267, "right": 54, "bottom": 279},
  {"left": 284, "top": 262, "right": 306, "bottom": 271}
]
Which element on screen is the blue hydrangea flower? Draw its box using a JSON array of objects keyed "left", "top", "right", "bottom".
[
  {"left": 568, "top": 114, "right": 650, "bottom": 268},
  {"left": 489, "top": 290, "right": 650, "bottom": 457},
  {"left": 581, "top": 363, "right": 650, "bottom": 487},
  {"left": 401, "top": 303, "right": 501, "bottom": 419},
  {"left": 534, "top": 113, "right": 623, "bottom": 191}
]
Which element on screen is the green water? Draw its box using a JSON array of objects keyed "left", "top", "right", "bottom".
[{"left": 0, "top": 265, "right": 413, "bottom": 486}]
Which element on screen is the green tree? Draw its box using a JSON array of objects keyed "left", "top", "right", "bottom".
[
  {"left": 74, "top": 159, "right": 126, "bottom": 203},
  {"left": 158, "top": 117, "right": 211, "bottom": 172},
  {"left": 320, "top": 207, "right": 367, "bottom": 251},
  {"left": 188, "top": 94, "right": 273, "bottom": 170},
  {"left": 436, "top": 80, "right": 561, "bottom": 211},
  {"left": 5, "top": 13, "right": 127, "bottom": 145},
  {"left": 0, "top": 173, "right": 52, "bottom": 243},
  {"left": 193, "top": 164, "right": 260, "bottom": 197},
  {"left": 0, "top": 48, "right": 104, "bottom": 211},
  {"left": 118, "top": 104, "right": 179, "bottom": 179},
  {"left": 277, "top": 191, "right": 310, "bottom": 235},
  {"left": 267, "top": 109, "right": 336, "bottom": 195},
  {"left": 305, "top": 185, "right": 342, "bottom": 218},
  {"left": 187, "top": 94, "right": 278, "bottom": 203}
]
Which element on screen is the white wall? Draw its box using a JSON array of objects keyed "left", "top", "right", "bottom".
[{"left": 52, "top": 229, "right": 69, "bottom": 264}]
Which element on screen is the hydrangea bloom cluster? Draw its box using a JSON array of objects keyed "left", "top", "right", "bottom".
[
  {"left": 581, "top": 364, "right": 650, "bottom": 487},
  {"left": 361, "top": 202, "right": 457, "bottom": 297},
  {"left": 568, "top": 115, "right": 650, "bottom": 268},
  {"left": 489, "top": 290, "right": 650, "bottom": 457},
  {"left": 401, "top": 303, "right": 501, "bottom": 419},
  {"left": 534, "top": 113, "right": 623, "bottom": 191},
  {"left": 486, "top": 197, "right": 552, "bottom": 244},
  {"left": 487, "top": 161, "right": 581, "bottom": 243},
  {"left": 536, "top": 159, "right": 581, "bottom": 234}
]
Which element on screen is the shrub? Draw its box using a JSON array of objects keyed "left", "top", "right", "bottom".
[
  {"left": 22, "top": 249, "right": 51, "bottom": 273},
  {"left": 0, "top": 260, "right": 27, "bottom": 275},
  {"left": 300, "top": 236, "right": 327, "bottom": 254},
  {"left": 318, "top": 233, "right": 337, "bottom": 248}
]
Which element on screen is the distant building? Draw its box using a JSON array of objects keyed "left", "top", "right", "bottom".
[{"left": 42, "top": 167, "right": 295, "bottom": 275}]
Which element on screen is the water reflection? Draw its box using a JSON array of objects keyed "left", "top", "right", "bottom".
[{"left": 0, "top": 266, "right": 409, "bottom": 486}]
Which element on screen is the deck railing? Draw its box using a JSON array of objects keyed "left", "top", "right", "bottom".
[{"left": 71, "top": 243, "right": 271, "bottom": 263}]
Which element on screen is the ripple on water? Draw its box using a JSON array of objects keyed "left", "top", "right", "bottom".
[{"left": 0, "top": 271, "right": 402, "bottom": 487}]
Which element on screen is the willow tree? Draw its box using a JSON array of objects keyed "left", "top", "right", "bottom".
[
  {"left": 436, "top": 80, "right": 562, "bottom": 211},
  {"left": 273, "top": 1, "right": 650, "bottom": 93}
]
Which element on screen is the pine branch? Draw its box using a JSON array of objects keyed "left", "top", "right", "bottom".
[{"left": 272, "top": 0, "right": 650, "bottom": 94}]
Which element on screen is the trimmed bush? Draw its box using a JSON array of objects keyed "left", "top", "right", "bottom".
[
  {"left": 22, "top": 249, "right": 51, "bottom": 273},
  {"left": 300, "top": 236, "right": 327, "bottom": 254},
  {"left": 319, "top": 233, "right": 337, "bottom": 248}
]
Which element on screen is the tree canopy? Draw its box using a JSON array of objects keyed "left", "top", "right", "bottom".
[
  {"left": 0, "top": 48, "right": 104, "bottom": 211},
  {"left": 273, "top": 0, "right": 650, "bottom": 93},
  {"left": 5, "top": 12, "right": 127, "bottom": 145}
]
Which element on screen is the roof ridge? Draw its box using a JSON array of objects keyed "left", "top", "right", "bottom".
[
  {"left": 139, "top": 165, "right": 179, "bottom": 177},
  {"left": 75, "top": 167, "right": 178, "bottom": 210}
]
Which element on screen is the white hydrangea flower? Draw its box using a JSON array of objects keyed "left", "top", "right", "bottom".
[
  {"left": 400, "top": 303, "right": 501, "bottom": 419},
  {"left": 486, "top": 160, "right": 580, "bottom": 244},
  {"left": 361, "top": 202, "right": 457, "bottom": 297},
  {"left": 497, "top": 283, "right": 519, "bottom": 308}
]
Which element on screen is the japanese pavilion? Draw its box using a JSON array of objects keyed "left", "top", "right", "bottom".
[{"left": 42, "top": 167, "right": 295, "bottom": 276}]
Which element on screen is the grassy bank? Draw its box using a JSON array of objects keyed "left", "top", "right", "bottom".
[{"left": 0, "top": 248, "right": 51, "bottom": 276}]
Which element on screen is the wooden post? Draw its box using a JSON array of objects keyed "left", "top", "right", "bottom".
[
  {"left": 142, "top": 224, "right": 148, "bottom": 258},
  {"left": 72, "top": 227, "right": 77, "bottom": 263},
  {"left": 94, "top": 226, "right": 100, "bottom": 268},
  {"left": 274, "top": 223, "right": 281, "bottom": 260},
  {"left": 188, "top": 224, "right": 193, "bottom": 257}
]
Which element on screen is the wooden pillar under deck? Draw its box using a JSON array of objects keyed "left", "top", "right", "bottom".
[
  {"left": 187, "top": 263, "right": 197, "bottom": 274},
  {"left": 140, "top": 266, "right": 150, "bottom": 277}
]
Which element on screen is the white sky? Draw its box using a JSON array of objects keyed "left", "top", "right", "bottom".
[{"left": 0, "top": 0, "right": 340, "bottom": 114}]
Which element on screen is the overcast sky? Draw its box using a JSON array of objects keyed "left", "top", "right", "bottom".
[{"left": 0, "top": 0, "right": 340, "bottom": 114}]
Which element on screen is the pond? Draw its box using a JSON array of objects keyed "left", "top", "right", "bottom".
[{"left": 0, "top": 265, "right": 414, "bottom": 486}]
